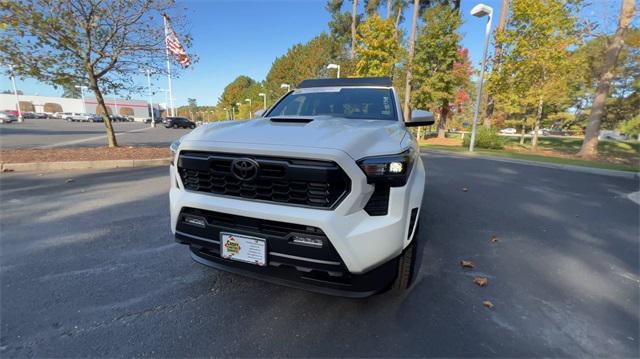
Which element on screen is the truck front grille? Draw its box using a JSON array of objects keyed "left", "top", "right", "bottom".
[{"left": 177, "top": 151, "right": 350, "bottom": 209}]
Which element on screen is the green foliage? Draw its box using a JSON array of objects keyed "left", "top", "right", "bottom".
[
  {"left": 462, "top": 128, "right": 505, "bottom": 149},
  {"left": 572, "top": 28, "right": 639, "bottom": 130},
  {"left": 264, "top": 33, "right": 345, "bottom": 100},
  {"left": 61, "top": 84, "right": 80, "bottom": 99},
  {"left": 412, "top": 5, "right": 469, "bottom": 112},
  {"left": 326, "top": 0, "right": 361, "bottom": 47},
  {"left": 354, "top": 14, "right": 399, "bottom": 77},
  {"left": 488, "top": 0, "right": 584, "bottom": 123},
  {"left": 618, "top": 115, "right": 640, "bottom": 137},
  {"left": 219, "top": 76, "right": 256, "bottom": 108}
]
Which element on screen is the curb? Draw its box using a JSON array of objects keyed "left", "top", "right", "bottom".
[
  {"left": 422, "top": 149, "right": 640, "bottom": 179},
  {"left": 1, "top": 158, "right": 171, "bottom": 172}
]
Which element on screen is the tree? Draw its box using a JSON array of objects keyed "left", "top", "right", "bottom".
[
  {"left": 327, "top": 0, "right": 354, "bottom": 47},
  {"left": 365, "top": 0, "right": 382, "bottom": 16},
  {"left": 354, "top": 14, "right": 400, "bottom": 76},
  {"left": 487, "top": 0, "right": 584, "bottom": 149},
  {"left": 351, "top": 0, "right": 359, "bottom": 59},
  {"left": 412, "top": 5, "right": 471, "bottom": 138},
  {"left": 0, "top": 0, "right": 194, "bottom": 147},
  {"left": 578, "top": 0, "right": 636, "bottom": 157},
  {"left": 264, "top": 33, "right": 341, "bottom": 100},
  {"left": 483, "top": 0, "right": 509, "bottom": 128},
  {"left": 402, "top": 0, "right": 420, "bottom": 121},
  {"left": 1, "top": 89, "right": 23, "bottom": 95},
  {"left": 61, "top": 84, "right": 81, "bottom": 98}
]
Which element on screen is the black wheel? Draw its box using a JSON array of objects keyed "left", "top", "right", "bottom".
[
  {"left": 390, "top": 222, "right": 422, "bottom": 293},
  {"left": 189, "top": 124, "right": 195, "bottom": 129},
  {"left": 173, "top": 124, "right": 178, "bottom": 129}
]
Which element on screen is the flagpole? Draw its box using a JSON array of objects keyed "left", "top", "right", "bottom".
[{"left": 163, "top": 14, "right": 176, "bottom": 117}]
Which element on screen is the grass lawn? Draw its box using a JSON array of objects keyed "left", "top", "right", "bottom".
[{"left": 421, "top": 137, "right": 640, "bottom": 172}]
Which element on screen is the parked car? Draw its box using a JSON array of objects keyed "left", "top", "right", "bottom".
[
  {"left": 144, "top": 118, "right": 164, "bottom": 124},
  {"left": 165, "top": 117, "right": 195, "bottom": 129},
  {"left": 5, "top": 110, "right": 20, "bottom": 118},
  {"left": 108, "top": 115, "right": 128, "bottom": 122},
  {"left": 500, "top": 128, "right": 517, "bottom": 134},
  {"left": 598, "top": 130, "right": 629, "bottom": 141},
  {"left": 63, "top": 113, "right": 101, "bottom": 122},
  {"left": 169, "top": 77, "right": 435, "bottom": 296},
  {"left": 0, "top": 111, "right": 18, "bottom": 123},
  {"left": 529, "top": 129, "right": 549, "bottom": 136}
]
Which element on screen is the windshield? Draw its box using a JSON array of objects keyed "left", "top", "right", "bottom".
[{"left": 266, "top": 88, "right": 397, "bottom": 121}]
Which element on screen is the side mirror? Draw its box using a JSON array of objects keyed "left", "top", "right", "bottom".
[
  {"left": 405, "top": 109, "right": 435, "bottom": 127},
  {"left": 253, "top": 109, "right": 266, "bottom": 118}
]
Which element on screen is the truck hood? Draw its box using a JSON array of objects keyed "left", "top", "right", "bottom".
[{"left": 184, "top": 116, "right": 408, "bottom": 160}]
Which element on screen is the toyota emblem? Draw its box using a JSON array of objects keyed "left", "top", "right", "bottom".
[{"left": 230, "top": 158, "right": 259, "bottom": 181}]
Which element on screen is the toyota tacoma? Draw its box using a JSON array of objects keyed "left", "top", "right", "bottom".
[{"left": 169, "top": 77, "right": 434, "bottom": 297}]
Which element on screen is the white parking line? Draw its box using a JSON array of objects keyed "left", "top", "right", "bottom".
[
  {"left": 37, "top": 126, "right": 155, "bottom": 149},
  {"left": 627, "top": 191, "right": 640, "bottom": 205}
]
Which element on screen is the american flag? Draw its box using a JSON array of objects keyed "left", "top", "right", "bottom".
[{"left": 164, "top": 15, "right": 190, "bottom": 68}]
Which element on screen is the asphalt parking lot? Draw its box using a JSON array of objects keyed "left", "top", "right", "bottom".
[
  {"left": 1, "top": 153, "right": 638, "bottom": 357},
  {"left": 0, "top": 120, "right": 190, "bottom": 148}
]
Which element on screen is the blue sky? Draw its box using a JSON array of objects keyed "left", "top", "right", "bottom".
[{"left": 1, "top": 0, "right": 624, "bottom": 107}]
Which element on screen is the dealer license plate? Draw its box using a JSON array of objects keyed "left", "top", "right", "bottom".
[{"left": 220, "top": 232, "right": 267, "bottom": 266}]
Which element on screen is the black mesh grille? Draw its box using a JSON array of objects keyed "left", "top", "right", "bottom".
[{"left": 178, "top": 151, "right": 350, "bottom": 209}]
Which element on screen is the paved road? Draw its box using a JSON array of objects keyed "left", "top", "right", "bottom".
[
  {"left": 1, "top": 153, "right": 638, "bottom": 357},
  {"left": 0, "top": 120, "right": 190, "bottom": 148}
]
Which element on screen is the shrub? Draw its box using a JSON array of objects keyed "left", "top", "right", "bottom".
[{"left": 463, "top": 128, "right": 505, "bottom": 149}]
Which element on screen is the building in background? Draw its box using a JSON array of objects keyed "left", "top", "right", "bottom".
[{"left": 0, "top": 94, "right": 160, "bottom": 121}]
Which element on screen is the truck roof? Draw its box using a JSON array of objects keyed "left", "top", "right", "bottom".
[{"left": 297, "top": 77, "right": 392, "bottom": 89}]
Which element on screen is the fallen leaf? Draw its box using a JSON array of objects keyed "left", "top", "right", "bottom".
[
  {"left": 462, "top": 187, "right": 468, "bottom": 192},
  {"left": 65, "top": 179, "right": 74, "bottom": 183},
  {"left": 460, "top": 260, "right": 474, "bottom": 268},
  {"left": 474, "top": 277, "right": 488, "bottom": 287},
  {"left": 491, "top": 235, "right": 499, "bottom": 243},
  {"left": 2, "top": 168, "right": 14, "bottom": 173},
  {"left": 483, "top": 300, "right": 494, "bottom": 309}
]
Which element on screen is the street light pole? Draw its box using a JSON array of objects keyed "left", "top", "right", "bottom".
[
  {"left": 280, "top": 83, "right": 291, "bottom": 92},
  {"left": 244, "top": 98, "right": 252, "bottom": 117},
  {"left": 7, "top": 65, "right": 23, "bottom": 122},
  {"left": 144, "top": 68, "right": 156, "bottom": 128},
  {"left": 468, "top": 3, "right": 493, "bottom": 152},
  {"left": 327, "top": 63, "right": 341, "bottom": 78},
  {"left": 113, "top": 96, "right": 119, "bottom": 116},
  {"left": 235, "top": 102, "right": 242, "bottom": 119},
  {"left": 258, "top": 93, "right": 266, "bottom": 110},
  {"left": 75, "top": 85, "right": 88, "bottom": 114}
]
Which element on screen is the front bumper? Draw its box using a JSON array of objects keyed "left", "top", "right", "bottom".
[{"left": 170, "top": 142, "right": 425, "bottom": 294}]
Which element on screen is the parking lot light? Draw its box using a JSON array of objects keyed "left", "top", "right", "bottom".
[
  {"left": 258, "top": 93, "right": 266, "bottom": 110},
  {"left": 280, "top": 83, "right": 290, "bottom": 92},
  {"left": 244, "top": 98, "right": 252, "bottom": 117},
  {"left": 468, "top": 3, "right": 494, "bottom": 152},
  {"left": 5, "top": 65, "right": 23, "bottom": 123},
  {"left": 75, "top": 85, "right": 88, "bottom": 114},
  {"left": 327, "top": 63, "right": 340, "bottom": 78},
  {"left": 141, "top": 68, "right": 156, "bottom": 128}
]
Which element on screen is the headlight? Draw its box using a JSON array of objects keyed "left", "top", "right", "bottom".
[
  {"left": 170, "top": 139, "right": 180, "bottom": 165},
  {"left": 357, "top": 149, "right": 414, "bottom": 187}
]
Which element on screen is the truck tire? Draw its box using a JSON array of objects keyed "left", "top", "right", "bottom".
[{"left": 390, "top": 223, "right": 421, "bottom": 294}]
